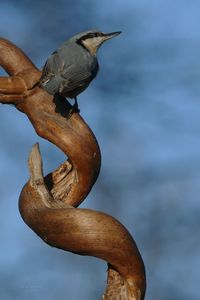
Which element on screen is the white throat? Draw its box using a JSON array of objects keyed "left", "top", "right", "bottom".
[{"left": 82, "top": 37, "right": 104, "bottom": 55}]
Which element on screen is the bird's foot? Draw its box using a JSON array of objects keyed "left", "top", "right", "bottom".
[
  {"left": 74, "top": 97, "right": 80, "bottom": 113},
  {"left": 67, "top": 102, "right": 80, "bottom": 119}
]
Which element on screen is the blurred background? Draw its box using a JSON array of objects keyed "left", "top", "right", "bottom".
[{"left": 0, "top": 0, "right": 200, "bottom": 299}]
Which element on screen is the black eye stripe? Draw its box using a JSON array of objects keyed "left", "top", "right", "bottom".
[
  {"left": 80, "top": 32, "right": 103, "bottom": 40},
  {"left": 89, "top": 33, "right": 96, "bottom": 38}
]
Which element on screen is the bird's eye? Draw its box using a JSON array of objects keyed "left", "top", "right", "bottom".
[
  {"left": 90, "top": 33, "right": 97, "bottom": 38},
  {"left": 78, "top": 32, "right": 100, "bottom": 42}
]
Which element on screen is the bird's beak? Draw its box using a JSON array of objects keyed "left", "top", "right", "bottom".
[{"left": 103, "top": 31, "right": 122, "bottom": 41}]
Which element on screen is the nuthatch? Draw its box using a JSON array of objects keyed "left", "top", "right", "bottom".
[{"left": 40, "top": 30, "right": 121, "bottom": 110}]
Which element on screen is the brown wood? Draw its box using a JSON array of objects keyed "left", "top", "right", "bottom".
[{"left": 0, "top": 38, "right": 146, "bottom": 299}]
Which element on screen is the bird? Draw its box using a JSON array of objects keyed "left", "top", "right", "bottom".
[{"left": 39, "top": 29, "right": 121, "bottom": 112}]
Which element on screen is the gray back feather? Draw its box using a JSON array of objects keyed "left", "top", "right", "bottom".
[{"left": 40, "top": 30, "right": 100, "bottom": 96}]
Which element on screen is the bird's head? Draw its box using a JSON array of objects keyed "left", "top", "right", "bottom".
[{"left": 75, "top": 30, "right": 121, "bottom": 55}]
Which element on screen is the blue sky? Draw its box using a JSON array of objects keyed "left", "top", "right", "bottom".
[{"left": 0, "top": 1, "right": 200, "bottom": 299}]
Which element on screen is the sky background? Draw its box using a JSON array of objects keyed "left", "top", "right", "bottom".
[{"left": 0, "top": 1, "right": 200, "bottom": 299}]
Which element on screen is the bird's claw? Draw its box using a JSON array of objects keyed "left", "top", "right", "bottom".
[
  {"left": 67, "top": 103, "right": 80, "bottom": 119},
  {"left": 74, "top": 97, "right": 80, "bottom": 113}
]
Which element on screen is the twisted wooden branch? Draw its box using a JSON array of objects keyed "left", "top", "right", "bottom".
[{"left": 0, "top": 38, "right": 146, "bottom": 299}]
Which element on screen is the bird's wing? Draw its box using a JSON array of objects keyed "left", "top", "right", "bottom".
[
  {"left": 59, "top": 65, "right": 92, "bottom": 92},
  {"left": 40, "top": 51, "right": 64, "bottom": 82},
  {"left": 40, "top": 46, "right": 98, "bottom": 96}
]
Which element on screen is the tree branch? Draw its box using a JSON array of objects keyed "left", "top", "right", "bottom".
[{"left": 0, "top": 38, "right": 146, "bottom": 299}]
